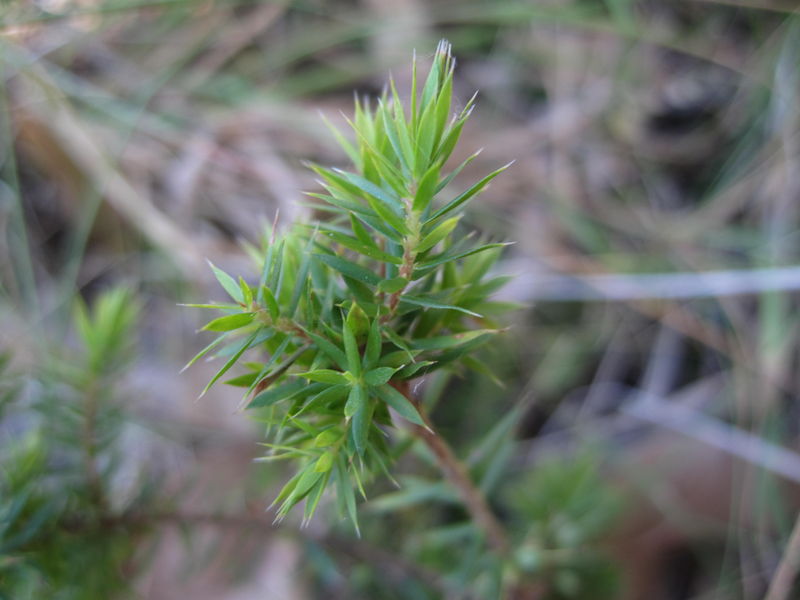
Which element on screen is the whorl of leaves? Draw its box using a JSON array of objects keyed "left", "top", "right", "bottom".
[{"left": 189, "top": 40, "right": 513, "bottom": 531}]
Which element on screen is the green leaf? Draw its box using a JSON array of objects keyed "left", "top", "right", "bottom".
[
  {"left": 271, "top": 470, "right": 302, "bottom": 509},
  {"left": 342, "top": 313, "right": 361, "bottom": 377},
  {"left": 344, "top": 383, "right": 366, "bottom": 419},
  {"left": 364, "top": 367, "right": 396, "bottom": 387},
  {"left": 335, "top": 455, "right": 360, "bottom": 535},
  {"left": 201, "top": 330, "right": 259, "bottom": 396},
  {"left": 306, "top": 331, "right": 348, "bottom": 371},
  {"left": 243, "top": 336, "right": 289, "bottom": 400},
  {"left": 288, "top": 228, "right": 317, "bottom": 317},
  {"left": 413, "top": 162, "right": 441, "bottom": 212},
  {"left": 375, "top": 385, "right": 426, "bottom": 427},
  {"left": 435, "top": 93, "right": 476, "bottom": 164},
  {"left": 321, "top": 113, "right": 360, "bottom": 165},
  {"left": 343, "top": 277, "right": 379, "bottom": 311},
  {"left": 417, "top": 216, "right": 459, "bottom": 253},
  {"left": 296, "top": 369, "right": 350, "bottom": 385},
  {"left": 436, "top": 148, "right": 480, "bottom": 194},
  {"left": 420, "top": 40, "right": 444, "bottom": 112},
  {"left": 414, "top": 242, "right": 511, "bottom": 275},
  {"left": 303, "top": 473, "right": 330, "bottom": 523},
  {"left": 208, "top": 261, "right": 244, "bottom": 304},
  {"left": 239, "top": 277, "right": 253, "bottom": 306},
  {"left": 393, "top": 105, "right": 417, "bottom": 176},
  {"left": 409, "top": 329, "right": 499, "bottom": 351},
  {"left": 378, "top": 277, "right": 408, "bottom": 294},
  {"left": 323, "top": 230, "right": 402, "bottom": 264},
  {"left": 382, "top": 327, "right": 416, "bottom": 362},
  {"left": 202, "top": 313, "right": 255, "bottom": 332},
  {"left": 224, "top": 372, "right": 260, "bottom": 387},
  {"left": 400, "top": 295, "right": 483, "bottom": 317},
  {"left": 397, "top": 360, "right": 435, "bottom": 379},
  {"left": 364, "top": 319, "right": 382, "bottom": 369},
  {"left": 282, "top": 466, "right": 324, "bottom": 514},
  {"left": 433, "top": 68, "right": 453, "bottom": 142},
  {"left": 427, "top": 162, "right": 512, "bottom": 223},
  {"left": 314, "top": 429, "right": 341, "bottom": 447},
  {"left": 306, "top": 191, "right": 373, "bottom": 218},
  {"left": 345, "top": 302, "right": 370, "bottom": 339},
  {"left": 315, "top": 450, "right": 335, "bottom": 473},
  {"left": 338, "top": 173, "right": 409, "bottom": 236},
  {"left": 351, "top": 391, "right": 373, "bottom": 457},
  {"left": 315, "top": 253, "right": 381, "bottom": 286},
  {"left": 416, "top": 99, "right": 438, "bottom": 167},
  {"left": 340, "top": 171, "right": 401, "bottom": 209},
  {"left": 261, "top": 286, "right": 280, "bottom": 321},
  {"left": 181, "top": 331, "right": 231, "bottom": 373},
  {"left": 293, "top": 384, "right": 349, "bottom": 418},
  {"left": 350, "top": 213, "right": 377, "bottom": 248},
  {"left": 380, "top": 101, "right": 411, "bottom": 174},
  {"left": 379, "top": 349, "right": 422, "bottom": 368},
  {"left": 249, "top": 379, "right": 307, "bottom": 409}
]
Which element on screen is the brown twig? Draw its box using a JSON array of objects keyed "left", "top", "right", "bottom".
[{"left": 395, "top": 381, "right": 510, "bottom": 554}]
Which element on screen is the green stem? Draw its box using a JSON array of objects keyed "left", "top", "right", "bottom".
[{"left": 82, "top": 381, "right": 108, "bottom": 512}]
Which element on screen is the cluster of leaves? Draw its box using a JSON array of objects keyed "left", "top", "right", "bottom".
[
  {"left": 0, "top": 289, "right": 150, "bottom": 600},
  {"left": 189, "top": 40, "right": 514, "bottom": 530}
]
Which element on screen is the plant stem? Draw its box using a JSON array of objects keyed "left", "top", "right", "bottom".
[
  {"left": 82, "top": 380, "right": 108, "bottom": 511},
  {"left": 396, "top": 381, "right": 510, "bottom": 554}
]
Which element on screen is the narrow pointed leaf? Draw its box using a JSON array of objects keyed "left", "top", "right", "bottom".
[
  {"left": 249, "top": 379, "right": 307, "bottom": 409},
  {"left": 297, "top": 369, "right": 350, "bottom": 385},
  {"left": 417, "top": 216, "right": 459, "bottom": 253},
  {"left": 305, "top": 331, "right": 348, "bottom": 371},
  {"left": 335, "top": 456, "right": 360, "bottom": 535},
  {"left": 208, "top": 261, "right": 244, "bottom": 303},
  {"left": 364, "top": 367, "right": 396, "bottom": 387},
  {"left": 400, "top": 295, "right": 482, "bottom": 317},
  {"left": 201, "top": 330, "right": 259, "bottom": 396},
  {"left": 378, "top": 277, "right": 408, "bottom": 294},
  {"left": 181, "top": 332, "right": 231, "bottom": 372},
  {"left": 428, "top": 163, "right": 512, "bottom": 222},
  {"left": 202, "top": 313, "right": 255, "bottom": 332},
  {"left": 376, "top": 385, "right": 426, "bottom": 426},
  {"left": 364, "top": 319, "right": 382, "bottom": 369},
  {"left": 315, "top": 254, "right": 381, "bottom": 286},
  {"left": 344, "top": 383, "right": 366, "bottom": 418},
  {"left": 342, "top": 315, "right": 361, "bottom": 376},
  {"left": 413, "top": 162, "right": 441, "bottom": 212},
  {"left": 323, "top": 230, "right": 402, "bottom": 264},
  {"left": 261, "top": 286, "right": 280, "bottom": 321},
  {"left": 314, "top": 451, "right": 335, "bottom": 473},
  {"left": 351, "top": 391, "right": 372, "bottom": 457}
]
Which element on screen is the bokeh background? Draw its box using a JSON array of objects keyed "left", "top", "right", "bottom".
[{"left": 3, "top": 1, "right": 800, "bottom": 599}]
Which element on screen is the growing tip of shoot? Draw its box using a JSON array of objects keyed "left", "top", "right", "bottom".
[{"left": 435, "top": 38, "right": 452, "bottom": 58}]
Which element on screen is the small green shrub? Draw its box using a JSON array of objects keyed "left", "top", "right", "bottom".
[
  {"left": 0, "top": 289, "right": 147, "bottom": 600},
  {"left": 189, "top": 40, "right": 514, "bottom": 533}
]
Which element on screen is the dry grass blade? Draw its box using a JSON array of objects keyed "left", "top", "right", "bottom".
[{"left": 16, "top": 67, "right": 205, "bottom": 277}]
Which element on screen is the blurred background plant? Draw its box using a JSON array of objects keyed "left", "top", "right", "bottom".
[{"left": 2, "top": 0, "right": 800, "bottom": 598}]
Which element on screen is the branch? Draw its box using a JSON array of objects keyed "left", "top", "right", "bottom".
[{"left": 396, "top": 381, "right": 510, "bottom": 554}]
